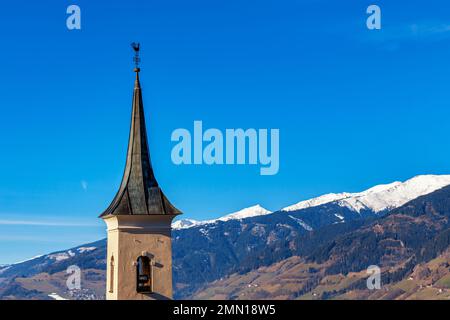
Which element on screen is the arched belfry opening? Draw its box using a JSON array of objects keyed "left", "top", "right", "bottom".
[
  {"left": 136, "top": 256, "right": 153, "bottom": 293},
  {"left": 100, "top": 44, "right": 181, "bottom": 300}
]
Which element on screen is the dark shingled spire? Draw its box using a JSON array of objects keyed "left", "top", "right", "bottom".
[{"left": 100, "top": 68, "right": 181, "bottom": 217}]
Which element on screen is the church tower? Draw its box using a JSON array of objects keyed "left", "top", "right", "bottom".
[{"left": 100, "top": 45, "right": 181, "bottom": 300}]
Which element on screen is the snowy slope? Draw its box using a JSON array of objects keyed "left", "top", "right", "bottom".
[
  {"left": 0, "top": 265, "right": 10, "bottom": 275},
  {"left": 172, "top": 205, "right": 271, "bottom": 230},
  {"left": 283, "top": 175, "right": 450, "bottom": 213},
  {"left": 172, "top": 219, "right": 202, "bottom": 230},
  {"left": 281, "top": 192, "right": 351, "bottom": 212},
  {"left": 216, "top": 205, "right": 271, "bottom": 222}
]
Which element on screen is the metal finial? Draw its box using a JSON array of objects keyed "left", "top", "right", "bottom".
[{"left": 131, "top": 42, "right": 140, "bottom": 72}]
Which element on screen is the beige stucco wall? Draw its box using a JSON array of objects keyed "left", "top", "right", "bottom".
[{"left": 103, "top": 215, "right": 175, "bottom": 300}]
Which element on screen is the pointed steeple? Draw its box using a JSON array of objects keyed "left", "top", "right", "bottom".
[{"left": 100, "top": 59, "right": 181, "bottom": 217}]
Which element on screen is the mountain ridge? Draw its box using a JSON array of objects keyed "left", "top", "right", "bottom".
[
  {"left": 1, "top": 174, "right": 450, "bottom": 300},
  {"left": 174, "top": 175, "right": 450, "bottom": 231},
  {"left": 283, "top": 175, "right": 450, "bottom": 213},
  {"left": 172, "top": 204, "right": 272, "bottom": 230},
  {"left": 192, "top": 184, "right": 450, "bottom": 300}
]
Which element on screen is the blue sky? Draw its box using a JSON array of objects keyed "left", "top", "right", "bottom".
[{"left": 2, "top": 1, "right": 450, "bottom": 263}]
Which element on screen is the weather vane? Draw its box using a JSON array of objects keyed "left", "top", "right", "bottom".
[{"left": 131, "top": 42, "right": 140, "bottom": 71}]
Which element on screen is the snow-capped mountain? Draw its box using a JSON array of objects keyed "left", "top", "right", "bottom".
[
  {"left": 216, "top": 205, "right": 271, "bottom": 221},
  {"left": 173, "top": 175, "right": 450, "bottom": 230},
  {"left": 172, "top": 205, "right": 271, "bottom": 230},
  {"left": 282, "top": 192, "right": 352, "bottom": 212},
  {"left": 283, "top": 175, "right": 450, "bottom": 213},
  {"left": 172, "top": 219, "right": 201, "bottom": 230}
]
